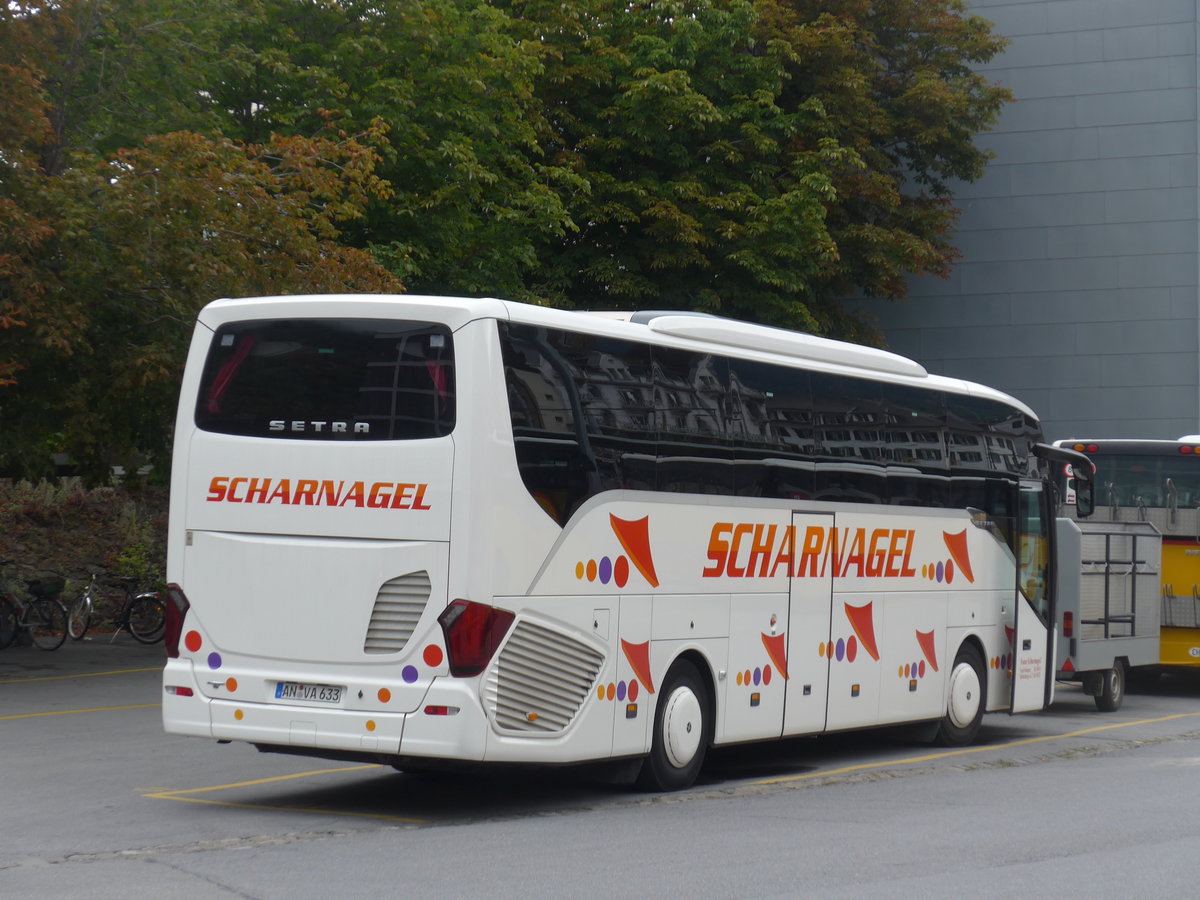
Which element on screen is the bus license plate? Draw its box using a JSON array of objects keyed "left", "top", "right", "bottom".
[{"left": 275, "top": 681, "right": 344, "bottom": 704}]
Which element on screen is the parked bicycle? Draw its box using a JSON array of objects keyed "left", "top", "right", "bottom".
[
  {"left": 67, "top": 572, "right": 165, "bottom": 644},
  {"left": 0, "top": 562, "right": 69, "bottom": 651}
]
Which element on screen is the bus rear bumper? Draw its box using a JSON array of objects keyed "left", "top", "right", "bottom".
[{"left": 162, "top": 662, "right": 492, "bottom": 761}]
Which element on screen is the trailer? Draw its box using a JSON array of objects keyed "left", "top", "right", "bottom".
[{"left": 1054, "top": 518, "right": 1161, "bottom": 712}]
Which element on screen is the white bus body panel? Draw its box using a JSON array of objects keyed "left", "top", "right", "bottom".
[{"left": 164, "top": 294, "right": 1036, "bottom": 770}]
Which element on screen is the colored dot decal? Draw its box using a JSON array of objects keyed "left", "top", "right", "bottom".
[
  {"left": 617, "top": 681, "right": 627, "bottom": 701},
  {"left": 753, "top": 667, "right": 762, "bottom": 686},
  {"left": 945, "top": 560, "right": 954, "bottom": 584},
  {"left": 744, "top": 669, "right": 752, "bottom": 685},
  {"left": 402, "top": 665, "right": 418, "bottom": 683},
  {"left": 936, "top": 561, "right": 944, "bottom": 582},
  {"left": 847, "top": 635, "right": 858, "bottom": 663},
  {"left": 185, "top": 631, "right": 202, "bottom": 653},
  {"left": 607, "top": 682, "right": 616, "bottom": 701},
  {"left": 629, "top": 679, "right": 639, "bottom": 701},
  {"left": 905, "top": 663, "right": 911, "bottom": 678},
  {"left": 818, "top": 642, "right": 826, "bottom": 658},
  {"left": 763, "top": 666, "right": 772, "bottom": 686},
  {"left": 378, "top": 688, "right": 391, "bottom": 703},
  {"left": 234, "top": 709, "right": 243, "bottom": 720},
  {"left": 614, "top": 556, "right": 629, "bottom": 587},
  {"left": 225, "top": 677, "right": 238, "bottom": 692},
  {"left": 597, "top": 685, "right": 605, "bottom": 701},
  {"left": 207, "top": 652, "right": 222, "bottom": 670},
  {"left": 736, "top": 671, "right": 743, "bottom": 686},
  {"left": 366, "top": 720, "right": 376, "bottom": 732},
  {"left": 586, "top": 560, "right": 598, "bottom": 582},
  {"left": 922, "top": 564, "right": 928, "bottom": 578},
  {"left": 575, "top": 562, "right": 585, "bottom": 579},
  {"left": 1001, "top": 654, "right": 1009, "bottom": 669},
  {"left": 599, "top": 557, "right": 613, "bottom": 584},
  {"left": 919, "top": 660, "right": 926, "bottom": 678},
  {"left": 423, "top": 644, "right": 444, "bottom": 667},
  {"left": 898, "top": 665, "right": 905, "bottom": 677},
  {"left": 835, "top": 638, "right": 845, "bottom": 662}
]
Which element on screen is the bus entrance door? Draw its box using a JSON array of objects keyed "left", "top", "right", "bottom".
[
  {"left": 783, "top": 512, "right": 834, "bottom": 736},
  {"left": 1011, "top": 480, "right": 1053, "bottom": 712}
]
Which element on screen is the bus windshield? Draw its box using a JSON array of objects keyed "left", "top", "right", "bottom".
[{"left": 1082, "top": 454, "right": 1200, "bottom": 509}]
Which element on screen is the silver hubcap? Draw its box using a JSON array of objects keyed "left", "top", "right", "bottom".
[
  {"left": 947, "top": 660, "right": 981, "bottom": 729},
  {"left": 662, "top": 684, "right": 703, "bottom": 769}
]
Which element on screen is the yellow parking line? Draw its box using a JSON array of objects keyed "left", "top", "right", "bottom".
[
  {"left": 752, "top": 711, "right": 1200, "bottom": 786},
  {"left": 0, "top": 666, "right": 161, "bottom": 684},
  {"left": 0, "top": 703, "right": 161, "bottom": 720},
  {"left": 144, "top": 764, "right": 426, "bottom": 823}
]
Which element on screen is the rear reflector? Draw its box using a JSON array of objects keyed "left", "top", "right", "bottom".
[{"left": 165, "top": 685, "right": 194, "bottom": 697}]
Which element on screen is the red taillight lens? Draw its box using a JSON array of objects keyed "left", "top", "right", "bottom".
[
  {"left": 164, "top": 583, "right": 191, "bottom": 659},
  {"left": 1063, "top": 610, "right": 1074, "bottom": 638},
  {"left": 438, "top": 600, "right": 515, "bottom": 677}
]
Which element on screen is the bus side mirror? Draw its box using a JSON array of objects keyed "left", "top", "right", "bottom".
[
  {"left": 1033, "top": 442, "right": 1095, "bottom": 518},
  {"left": 1074, "top": 476, "right": 1095, "bottom": 518}
]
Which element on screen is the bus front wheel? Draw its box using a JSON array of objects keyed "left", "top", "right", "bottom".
[
  {"left": 636, "top": 659, "right": 710, "bottom": 792},
  {"left": 935, "top": 643, "right": 986, "bottom": 746}
]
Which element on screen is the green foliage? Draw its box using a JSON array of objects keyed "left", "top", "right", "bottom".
[{"left": 0, "top": 0, "right": 1011, "bottom": 481}]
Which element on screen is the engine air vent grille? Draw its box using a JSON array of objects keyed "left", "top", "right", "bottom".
[
  {"left": 363, "top": 571, "right": 431, "bottom": 654},
  {"left": 485, "top": 619, "right": 604, "bottom": 733}
]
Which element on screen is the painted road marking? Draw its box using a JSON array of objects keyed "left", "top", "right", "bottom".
[
  {"left": 0, "top": 666, "right": 161, "bottom": 685},
  {"left": 144, "top": 765, "right": 426, "bottom": 824},
  {"left": 0, "top": 703, "right": 161, "bottom": 721},
  {"left": 751, "top": 711, "right": 1200, "bottom": 786}
]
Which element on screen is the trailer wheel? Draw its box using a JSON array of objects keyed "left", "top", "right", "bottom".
[
  {"left": 935, "top": 643, "right": 986, "bottom": 746},
  {"left": 1094, "top": 660, "right": 1125, "bottom": 712}
]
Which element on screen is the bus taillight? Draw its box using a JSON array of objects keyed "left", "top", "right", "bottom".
[
  {"left": 438, "top": 600, "right": 515, "bottom": 677},
  {"left": 164, "top": 583, "right": 191, "bottom": 658},
  {"left": 1063, "top": 611, "right": 1074, "bottom": 638}
]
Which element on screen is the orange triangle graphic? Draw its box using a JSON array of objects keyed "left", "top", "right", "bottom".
[
  {"left": 761, "top": 633, "right": 789, "bottom": 680},
  {"left": 915, "top": 629, "right": 939, "bottom": 672},
  {"left": 621, "top": 639, "right": 655, "bottom": 694},
  {"left": 844, "top": 602, "right": 879, "bottom": 661},
  {"left": 943, "top": 530, "right": 975, "bottom": 583},
  {"left": 610, "top": 515, "right": 659, "bottom": 588}
]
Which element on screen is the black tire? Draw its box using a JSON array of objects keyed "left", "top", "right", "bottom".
[
  {"left": 68, "top": 594, "right": 93, "bottom": 641},
  {"left": 126, "top": 594, "right": 166, "bottom": 644},
  {"left": 935, "top": 642, "right": 987, "bottom": 746},
  {"left": 636, "top": 659, "right": 711, "bottom": 792},
  {"left": 26, "top": 598, "right": 68, "bottom": 651},
  {"left": 1094, "top": 660, "right": 1125, "bottom": 712},
  {"left": 0, "top": 596, "right": 18, "bottom": 649}
]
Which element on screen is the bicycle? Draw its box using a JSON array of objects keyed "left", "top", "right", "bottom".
[
  {"left": 67, "top": 572, "right": 166, "bottom": 644},
  {"left": 0, "top": 563, "right": 69, "bottom": 651}
]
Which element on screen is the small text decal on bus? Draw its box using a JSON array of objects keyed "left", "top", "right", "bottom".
[
  {"left": 704, "top": 523, "right": 919, "bottom": 579},
  {"left": 206, "top": 477, "right": 431, "bottom": 509}
]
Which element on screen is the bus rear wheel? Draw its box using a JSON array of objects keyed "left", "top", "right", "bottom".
[
  {"left": 636, "top": 659, "right": 710, "bottom": 792},
  {"left": 935, "top": 643, "right": 986, "bottom": 746}
]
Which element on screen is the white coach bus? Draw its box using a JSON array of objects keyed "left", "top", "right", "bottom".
[{"left": 162, "top": 295, "right": 1094, "bottom": 790}]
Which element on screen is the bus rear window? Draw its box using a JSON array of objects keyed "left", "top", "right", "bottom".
[{"left": 195, "top": 318, "right": 454, "bottom": 440}]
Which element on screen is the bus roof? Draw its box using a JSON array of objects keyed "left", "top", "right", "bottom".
[{"left": 199, "top": 293, "right": 1038, "bottom": 420}]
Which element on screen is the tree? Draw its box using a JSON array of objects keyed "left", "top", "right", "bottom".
[
  {"left": 754, "top": 0, "right": 1011, "bottom": 338},
  {"left": 200, "top": 0, "right": 581, "bottom": 301}
]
